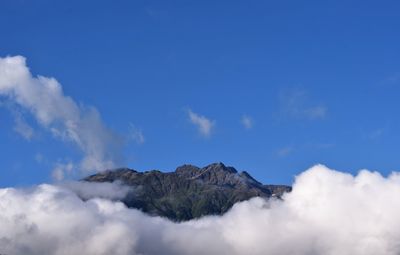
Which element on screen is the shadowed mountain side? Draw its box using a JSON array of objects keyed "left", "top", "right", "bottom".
[{"left": 84, "top": 162, "right": 291, "bottom": 221}]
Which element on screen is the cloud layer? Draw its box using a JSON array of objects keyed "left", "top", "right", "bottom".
[
  {"left": 0, "top": 56, "right": 123, "bottom": 176},
  {"left": 1, "top": 165, "right": 400, "bottom": 255}
]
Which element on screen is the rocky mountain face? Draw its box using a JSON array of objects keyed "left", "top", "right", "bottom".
[{"left": 84, "top": 162, "right": 291, "bottom": 221}]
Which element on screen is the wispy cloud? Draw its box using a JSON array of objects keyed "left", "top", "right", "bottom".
[
  {"left": 13, "top": 112, "right": 34, "bottom": 140},
  {"left": 368, "top": 128, "right": 385, "bottom": 141},
  {"left": 280, "top": 88, "right": 327, "bottom": 120},
  {"left": 302, "top": 105, "right": 326, "bottom": 119},
  {"left": 382, "top": 72, "right": 400, "bottom": 85},
  {"left": 52, "top": 161, "right": 74, "bottom": 181},
  {"left": 0, "top": 56, "right": 124, "bottom": 177},
  {"left": 276, "top": 146, "right": 294, "bottom": 157},
  {"left": 61, "top": 181, "right": 132, "bottom": 201},
  {"left": 370, "top": 129, "right": 384, "bottom": 139},
  {"left": 34, "top": 153, "right": 45, "bottom": 163},
  {"left": 129, "top": 123, "right": 145, "bottom": 145},
  {"left": 241, "top": 115, "right": 254, "bottom": 130},
  {"left": 187, "top": 109, "right": 215, "bottom": 137}
]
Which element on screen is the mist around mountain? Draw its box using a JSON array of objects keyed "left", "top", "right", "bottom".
[
  {"left": 84, "top": 162, "right": 291, "bottom": 221},
  {"left": 3, "top": 165, "right": 400, "bottom": 255}
]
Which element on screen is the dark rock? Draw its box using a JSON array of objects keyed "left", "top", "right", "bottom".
[{"left": 84, "top": 162, "right": 291, "bottom": 221}]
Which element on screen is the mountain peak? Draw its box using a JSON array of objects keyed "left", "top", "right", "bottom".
[
  {"left": 239, "top": 171, "right": 261, "bottom": 184},
  {"left": 203, "top": 162, "right": 237, "bottom": 174},
  {"left": 175, "top": 164, "right": 200, "bottom": 178},
  {"left": 84, "top": 163, "right": 291, "bottom": 221},
  {"left": 175, "top": 162, "right": 237, "bottom": 179}
]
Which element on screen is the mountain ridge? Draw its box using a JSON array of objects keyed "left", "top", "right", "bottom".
[{"left": 84, "top": 162, "right": 291, "bottom": 221}]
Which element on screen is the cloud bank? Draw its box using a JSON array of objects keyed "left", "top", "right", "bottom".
[
  {"left": 0, "top": 56, "right": 123, "bottom": 176},
  {"left": 1, "top": 165, "right": 400, "bottom": 255}
]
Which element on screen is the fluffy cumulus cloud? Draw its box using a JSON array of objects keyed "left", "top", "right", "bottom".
[
  {"left": 0, "top": 56, "right": 123, "bottom": 176},
  {"left": 187, "top": 109, "right": 215, "bottom": 137},
  {"left": 2, "top": 165, "right": 400, "bottom": 255}
]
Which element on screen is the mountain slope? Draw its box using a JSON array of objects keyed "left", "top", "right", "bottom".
[{"left": 84, "top": 162, "right": 291, "bottom": 221}]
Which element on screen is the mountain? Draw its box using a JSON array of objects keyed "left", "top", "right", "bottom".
[{"left": 84, "top": 162, "right": 291, "bottom": 221}]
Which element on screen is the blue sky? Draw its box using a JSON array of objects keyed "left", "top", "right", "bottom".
[{"left": 1, "top": 0, "right": 400, "bottom": 187}]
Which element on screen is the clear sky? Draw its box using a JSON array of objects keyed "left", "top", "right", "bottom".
[{"left": 1, "top": 0, "right": 400, "bottom": 187}]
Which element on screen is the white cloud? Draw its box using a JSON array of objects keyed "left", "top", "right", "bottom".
[
  {"left": 2, "top": 165, "right": 400, "bottom": 254},
  {"left": 129, "top": 123, "right": 145, "bottom": 145},
  {"left": 241, "top": 115, "right": 253, "bottom": 130},
  {"left": 13, "top": 112, "right": 34, "bottom": 140},
  {"left": 0, "top": 56, "right": 124, "bottom": 174},
  {"left": 61, "top": 181, "right": 132, "bottom": 201},
  {"left": 280, "top": 88, "right": 327, "bottom": 120},
  {"left": 51, "top": 167, "right": 64, "bottom": 181},
  {"left": 187, "top": 109, "right": 215, "bottom": 137},
  {"left": 51, "top": 162, "right": 74, "bottom": 181}
]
